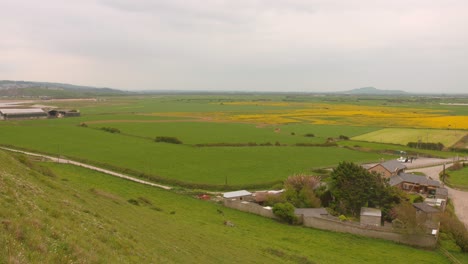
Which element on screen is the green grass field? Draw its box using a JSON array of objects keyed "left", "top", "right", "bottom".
[
  {"left": 1, "top": 95, "right": 465, "bottom": 189},
  {"left": 352, "top": 128, "right": 467, "bottom": 148},
  {"left": 0, "top": 150, "right": 455, "bottom": 263},
  {"left": 0, "top": 121, "right": 386, "bottom": 186},
  {"left": 447, "top": 166, "right": 468, "bottom": 189}
]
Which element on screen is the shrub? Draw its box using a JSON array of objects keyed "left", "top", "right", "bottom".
[
  {"left": 338, "top": 135, "right": 349, "bottom": 140},
  {"left": 273, "top": 202, "right": 297, "bottom": 224},
  {"left": 304, "top": 133, "right": 315, "bottom": 137},
  {"left": 127, "top": 199, "right": 140, "bottom": 206},
  {"left": 101, "top": 127, "right": 120, "bottom": 133},
  {"left": 155, "top": 136, "right": 183, "bottom": 144},
  {"left": 412, "top": 195, "right": 424, "bottom": 203}
]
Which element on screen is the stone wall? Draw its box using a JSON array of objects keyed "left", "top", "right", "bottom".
[
  {"left": 224, "top": 199, "right": 276, "bottom": 219},
  {"left": 223, "top": 199, "right": 437, "bottom": 248},
  {"left": 302, "top": 215, "right": 437, "bottom": 248}
]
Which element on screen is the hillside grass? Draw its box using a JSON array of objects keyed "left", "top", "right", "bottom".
[
  {"left": 0, "top": 150, "right": 451, "bottom": 263},
  {"left": 352, "top": 128, "right": 467, "bottom": 148}
]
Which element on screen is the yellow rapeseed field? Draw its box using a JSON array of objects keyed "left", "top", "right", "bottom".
[{"left": 154, "top": 102, "right": 468, "bottom": 129}]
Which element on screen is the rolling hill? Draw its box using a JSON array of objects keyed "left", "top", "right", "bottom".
[{"left": 0, "top": 80, "right": 130, "bottom": 98}]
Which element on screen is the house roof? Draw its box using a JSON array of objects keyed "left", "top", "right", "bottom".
[
  {"left": 389, "top": 173, "right": 441, "bottom": 187},
  {"left": 380, "top": 160, "right": 407, "bottom": 172},
  {"left": 294, "top": 208, "right": 329, "bottom": 217},
  {"left": 0, "top": 108, "right": 46, "bottom": 114},
  {"left": 436, "top": 188, "right": 448, "bottom": 196},
  {"left": 413, "top": 202, "right": 440, "bottom": 213},
  {"left": 223, "top": 190, "right": 252, "bottom": 199},
  {"left": 360, "top": 207, "right": 382, "bottom": 217}
]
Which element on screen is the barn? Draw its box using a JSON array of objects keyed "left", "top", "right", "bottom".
[{"left": 0, "top": 108, "right": 48, "bottom": 120}]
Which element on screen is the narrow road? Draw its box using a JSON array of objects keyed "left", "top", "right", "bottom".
[
  {"left": 0, "top": 147, "right": 172, "bottom": 190},
  {"left": 408, "top": 165, "right": 468, "bottom": 228}
]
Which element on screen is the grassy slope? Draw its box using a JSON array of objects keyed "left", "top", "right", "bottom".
[{"left": 0, "top": 151, "right": 450, "bottom": 263}]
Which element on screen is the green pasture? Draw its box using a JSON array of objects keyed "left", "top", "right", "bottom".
[
  {"left": 0, "top": 121, "right": 386, "bottom": 187},
  {"left": 83, "top": 120, "right": 378, "bottom": 145},
  {"left": 352, "top": 128, "right": 467, "bottom": 148},
  {"left": 0, "top": 151, "right": 453, "bottom": 263}
]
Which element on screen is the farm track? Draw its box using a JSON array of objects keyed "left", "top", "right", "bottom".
[{"left": 0, "top": 146, "right": 172, "bottom": 190}]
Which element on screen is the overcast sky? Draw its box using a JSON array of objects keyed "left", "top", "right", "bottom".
[{"left": 1, "top": 0, "right": 467, "bottom": 92}]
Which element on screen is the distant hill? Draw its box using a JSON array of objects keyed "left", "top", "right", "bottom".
[
  {"left": 340, "top": 87, "right": 408, "bottom": 95},
  {"left": 0, "top": 80, "right": 130, "bottom": 98}
]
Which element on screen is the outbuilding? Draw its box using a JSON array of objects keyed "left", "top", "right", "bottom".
[
  {"left": 223, "top": 190, "right": 253, "bottom": 201},
  {"left": 360, "top": 207, "right": 382, "bottom": 226}
]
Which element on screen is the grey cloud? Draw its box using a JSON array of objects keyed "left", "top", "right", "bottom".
[{"left": 1, "top": 0, "right": 467, "bottom": 92}]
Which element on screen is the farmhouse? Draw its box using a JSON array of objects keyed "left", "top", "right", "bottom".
[
  {"left": 389, "top": 173, "right": 441, "bottom": 194},
  {"left": 0, "top": 108, "right": 48, "bottom": 120},
  {"left": 367, "top": 160, "right": 447, "bottom": 198},
  {"left": 368, "top": 160, "right": 406, "bottom": 178}
]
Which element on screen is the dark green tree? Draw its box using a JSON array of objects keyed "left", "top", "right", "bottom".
[{"left": 329, "top": 161, "right": 400, "bottom": 217}]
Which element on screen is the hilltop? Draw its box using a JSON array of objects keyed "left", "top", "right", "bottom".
[
  {"left": 0, "top": 80, "right": 129, "bottom": 98},
  {"left": 341, "top": 87, "right": 408, "bottom": 95},
  {"left": 0, "top": 150, "right": 451, "bottom": 263}
]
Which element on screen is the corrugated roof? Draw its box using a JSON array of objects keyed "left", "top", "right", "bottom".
[
  {"left": 0, "top": 108, "right": 46, "bottom": 114},
  {"left": 223, "top": 190, "right": 252, "bottom": 198}
]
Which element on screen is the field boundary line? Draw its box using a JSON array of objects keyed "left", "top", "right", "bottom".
[{"left": 0, "top": 146, "right": 172, "bottom": 190}]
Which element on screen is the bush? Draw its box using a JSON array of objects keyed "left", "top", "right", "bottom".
[
  {"left": 412, "top": 195, "right": 424, "bottom": 203},
  {"left": 338, "top": 135, "right": 349, "bottom": 140},
  {"left": 101, "top": 127, "right": 120, "bottom": 133},
  {"left": 155, "top": 136, "right": 183, "bottom": 144},
  {"left": 304, "top": 133, "right": 315, "bottom": 137},
  {"left": 273, "top": 202, "right": 297, "bottom": 224}
]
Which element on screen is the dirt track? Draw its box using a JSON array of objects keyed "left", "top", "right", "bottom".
[{"left": 0, "top": 147, "right": 172, "bottom": 190}]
